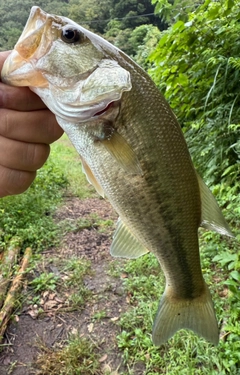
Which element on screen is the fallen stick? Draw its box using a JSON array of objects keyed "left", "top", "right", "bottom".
[
  {"left": 0, "top": 247, "right": 32, "bottom": 342},
  {"left": 0, "top": 237, "right": 22, "bottom": 309}
]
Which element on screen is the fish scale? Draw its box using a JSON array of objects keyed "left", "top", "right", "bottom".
[{"left": 1, "top": 6, "right": 233, "bottom": 346}]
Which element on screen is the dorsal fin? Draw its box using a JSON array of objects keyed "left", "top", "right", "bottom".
[
  {"left": 197, "top": 173, "right": 234, "bottom": 237},
  {"left": 110, "top": 218, "right": 149, "bottom": 258}
]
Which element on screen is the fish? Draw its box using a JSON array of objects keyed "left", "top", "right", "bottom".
[{"left": 1, "top": 6, "right": 234, "bottom": 346}]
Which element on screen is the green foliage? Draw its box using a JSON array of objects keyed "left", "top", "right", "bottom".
[
  {"left": 68, "top": 0, "right": 112, "bottom": 34},
  {"left": 61, "top": 257, "right": 92, "bottom": 308},
  {"left": 152, "top": 0, "right": 204, "bottom": 24},
  {"left": 50, "top": 135, "right": 95, "bottom": 199},
  {"left": 0, "top": 0, "right": 163, "bottom": 56},
  {"left": 150, "top": 0, "right": 240, "bottom": 192},
  {"left": 0, "top": 0, "right": 69, "bottom": 50},
  {"left": 116, "top": 250, "right": 240, "bottom": 374},
  {"left": 63, "top": 257, "right": 92, "bottom": 286},
  {"left": 30, "top": 272, "right": 59, "bottom": 293},
  {"left": 129, "top": 24, "right": 161, "bottom": 68},
  {"left": 0, "top": 157, "right": 68, "bottom": 252},
  {"left": 34, "top": 335, "right": 102, "bottom": 375}
]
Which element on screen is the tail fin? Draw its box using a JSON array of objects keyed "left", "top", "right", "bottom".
[{"left": 152, "top": 282, "right": 219, "bottom": 346}]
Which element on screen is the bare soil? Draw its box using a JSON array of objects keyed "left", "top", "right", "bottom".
[{"left": 0, "top": 197, "right": 139, "bottom": 375}]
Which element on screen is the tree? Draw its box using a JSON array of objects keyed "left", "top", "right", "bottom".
[
  {"left": 0, "top": 0, "right": 70, "bottom": 50},
  {"left": 68, "top": 0, "right": 112, "bottom": 34},
  {"left": 152, "top": 0, "right": 204, "bottom": 24},
  {"left": 150, "top": 0, "right": 240, "bottom": 190}
]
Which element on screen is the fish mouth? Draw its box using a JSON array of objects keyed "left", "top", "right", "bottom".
[
  {"left": 93, "top": 101, "right": 115, "bottom": 117},
  {"left": 1, "top": 7, "right": 61, "bottom": 86}
]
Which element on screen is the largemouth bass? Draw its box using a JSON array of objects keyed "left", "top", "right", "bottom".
[{"left": 1, "top": 7, "right": 233, "bottom": 345}]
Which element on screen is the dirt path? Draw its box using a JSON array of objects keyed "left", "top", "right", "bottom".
[{"left": 0, "top": 197, "right": 133, "bottom": 375}]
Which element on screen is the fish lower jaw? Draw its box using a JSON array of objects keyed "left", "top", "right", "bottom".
[{"left": 93, "top": 102, "right": 113, "bottom": 117}]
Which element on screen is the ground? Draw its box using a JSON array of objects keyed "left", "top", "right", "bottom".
[{"left": 0, "top": 197, "right": 140, "bottom": 375}]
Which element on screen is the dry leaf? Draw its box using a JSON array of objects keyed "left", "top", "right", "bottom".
[
  {"left": 110, "top": 316, "right": 119, "bottom": 322},
  {"left": 44, "top": 300, "right": 58, "bottom": 310},
  {"left": 71, "top": 327, "right": 78, "bottom": 335},
  {"left": 121, "top": 273, "right": 128, "bottom": 279},
  {"left": 87, "top": 323, "right": 94, "bottom": 333},
  {"left": 27, "top": 309, "right": 38, "bottom": 319},
  {"left": 42, "top": 291, "right": 49, "bottom": 299},
  {"left": 99, "top": 354, "right": 108, "bottom": 363},
  {"left": 55, "top": 297, "right": 64, "bottom": 303},
  {"left": 48, "top": 293, "right": 56, "bottom": 300},
  {"left": 102, "top": 364, "right": 111, "bottom": 374},
  {"left": 126, "top": 295, "right": 131, "bottom": 304}
]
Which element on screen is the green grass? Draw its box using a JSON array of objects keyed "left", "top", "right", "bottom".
[
  {"left": 0, "top": 152, "right": 68, "bottom": 253},
  {"left": 34, "top": 335, "right": 102, "bottom": 375},
  {"left": 0, "top": 134, "right": 93, "bottom": 253},
  {"left": 115, "top": 239, "right": 240, "bottom": 374},
  {"left": 61, "top": 257, "right": 93, "bottom": 308},
  {"left": 58, "top": 214, "right": 114, "bottom": 236},
  {"left": 1, "top": 135, "right": 239, "bottom": 374},
  {"left": 50, "top": 134, "right": 96, "bottom": 199}
]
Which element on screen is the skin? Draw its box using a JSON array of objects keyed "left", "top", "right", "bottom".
[{"left": 0, "top": 51, "right": 63, "bottom": 197}]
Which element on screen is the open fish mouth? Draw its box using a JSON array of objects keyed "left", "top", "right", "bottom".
[
  {"left": 93, "top": 101, "right": 115, "bottom": 117},
  {"left": 1, "top": 6, "right": 132, "bottom": 123},
  {"left": 1, "top": 7, "right": 61, "bottom": 86}
]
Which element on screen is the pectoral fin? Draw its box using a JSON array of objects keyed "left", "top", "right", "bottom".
[
  {"left": 111, "top": 218, "right": 149, "bottom": 258},
  {"left": 101, "top": 131, "right": 143, "bottom": 175},
  {"left": 80, "top": 156, "right": 105, "bottom": 198},
  {"left": 197, "top": 173, "right": 234, "bottom": 237}
]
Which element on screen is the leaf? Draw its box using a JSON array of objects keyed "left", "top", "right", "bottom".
[
  {"left": 213, "top": 253, "right": 238, "bottom": 267},
  {"left": 230, "top": 270, "right": 240, "bottom": 282},
  {"left": 178, "top": 73, "right": 188, "bottom": 86},
  {"left": 99, "top": 354, "right": 108, "bottom": 363},
  {"left": 87, "top": 323, "right": 94, "bottom": 333},
  {"left": 172, "top": 20, "right": 185, "bottom": 31}
]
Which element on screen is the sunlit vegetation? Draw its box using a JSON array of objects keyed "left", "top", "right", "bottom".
[{"left": 0, "top": 0, "right": 239, "bottom": 374}]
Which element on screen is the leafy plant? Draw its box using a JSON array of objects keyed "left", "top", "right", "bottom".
[
  {"left": 30, "top": 272, "right": 59, "bottom": 293},
  {"left": 34, "top": 335, "right": 102, "bottom": 375},
  {"left": 0, "top": 156, "right": 68, "bottom": 252},
  {"left": 150, "top": 0, "right": 240, "bottom": 190}
]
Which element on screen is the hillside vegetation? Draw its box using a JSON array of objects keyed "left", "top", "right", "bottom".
[{"left": 0, "top": 0, "right": 239, "bottom": 374}]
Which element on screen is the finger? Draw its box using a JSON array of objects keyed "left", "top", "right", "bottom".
[
  {"left": 0, "top": 135, "right": 50, "bottom": 171},
  {"left": 0, "top": 108, "right": 63, "bottom": 144},
  {"left": 0, "top": 51, "right": 45, "bottom": 111},
  {"left": 0, "top": 82, "right": 46, "bottom": 111},
  {"left": 0, "top": 165, "right": 36, "bottom": 197}
]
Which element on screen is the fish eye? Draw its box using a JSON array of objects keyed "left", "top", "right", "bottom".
[{"left": 61, "top": 27, "right": 82, "bottom": 44}]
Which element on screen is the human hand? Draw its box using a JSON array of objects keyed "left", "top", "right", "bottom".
[{"left": 0, "top": 51, "right": 63, "bottom": 197}]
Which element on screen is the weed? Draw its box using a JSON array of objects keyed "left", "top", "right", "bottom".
[
  {"left": 30, "top": 272, "right": 59, "bottom": 293},
  {"left": 50, "top": 135, "right": 95, "bottom": 198},
  {"left": 63, "top": 257, "right": 92, "bottom": 286},
  {"left": 0, "top": 155, "right": 68, "bottom": 252},
  {"left": 107, "top": 260, "right": 124, "bottom": 278},
  {"left": 92, "top": 309, "right": 107, "bottom": 321},
  {"left": 62, "top": 257, "right": 93, "bottom": 307},
  {"left": 34, "top": 335, "right": 102, "bottom": 375},
  {"left": 116, "top": 247, "right": 240, "bottom": 374}
]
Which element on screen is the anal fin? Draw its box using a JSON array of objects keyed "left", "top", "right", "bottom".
[
  {"left": 197, "top": 173, "right": 234, "bottom": 237},
  {"left": 110, "top": 218, "right": 149, "bottom": 258}
]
